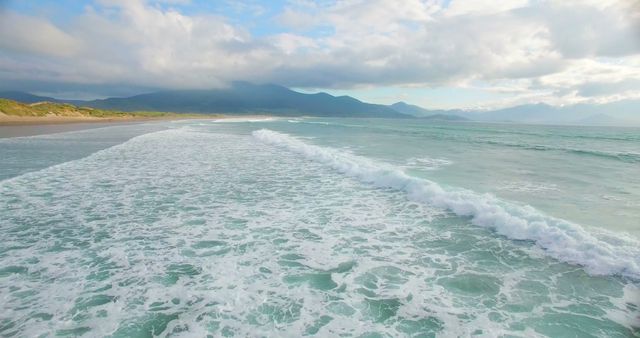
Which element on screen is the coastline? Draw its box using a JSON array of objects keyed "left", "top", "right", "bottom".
[
  {"left": 0, "top": 113, "right": 219, "bottom": 126},
  {"left": 0, "top": 114, "right": 274, "bottom": 138}
]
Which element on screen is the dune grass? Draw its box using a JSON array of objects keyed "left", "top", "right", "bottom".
[{"left": 0, "top": 98, "right": 216, "bottom": 119}]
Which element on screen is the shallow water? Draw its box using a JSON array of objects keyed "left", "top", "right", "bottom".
[{"left": 0, "top": 119, "right": 638, "bottom": 337}]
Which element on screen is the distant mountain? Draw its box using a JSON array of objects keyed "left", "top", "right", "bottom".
[
  {"left": 472, "top": 103, "right": 561, "bottom": 123},
  {"left": 388, "top": 99, "right": 639, "bottom": 125},
  {"left": 84, "top": 82, "right": 408, "bottom": 118},
  {"left": 470, "top": 101, "right": 640, "bottom": 125},
  {"left": 576, "top": 113, "right": 619, "bottom": 125},
  {"left": 0, "top": 91, "right": 60, "bottom": 104},
  {"left": 2, "top": 84, "right": 638, "bottom": 124},
  {"left": 0, "top": 91, "right": 86, "bottom": 106},
  {"left": 389, "top": 102, "right": 431, "bottom": 116},
  {"left": 419, "top": 114, "right": 468, "bottom": 121},
  {"left": 389, "top": 101, "right": 468, "bottom": 121}
]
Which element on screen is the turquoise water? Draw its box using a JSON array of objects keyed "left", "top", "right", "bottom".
[{"left": 0, "top": 118, "right": 638, "bottom": 337}]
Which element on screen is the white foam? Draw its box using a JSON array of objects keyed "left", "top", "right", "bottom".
[
  {"left": 497, "top": 181, "right": 559, "bottom": 193},
  {"left": 213, "top": 117, "right": 277, "bottom": 123},
  {"left": 406, "top": 157, "right": 452, "bottom": 170},
  {"left": 287, "top": 119, "right": 330, "bottom": 125},
  {"left": 2, "top": 126, "right": 638, "bottom": 336},
  {"left": 253, "top": 129, "right": 640, "bottom": 279}
]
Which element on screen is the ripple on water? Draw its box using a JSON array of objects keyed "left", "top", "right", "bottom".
[{"left": 0, "top": 127, "right": 638, "bottom": 337}]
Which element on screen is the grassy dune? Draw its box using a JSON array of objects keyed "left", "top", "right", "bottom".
[{"left": 0, "top": 98, "right": 215, "bottom": 119}]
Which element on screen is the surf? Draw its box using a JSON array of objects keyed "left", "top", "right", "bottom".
[{"left": 252, "top": 128, "right": 640, "bottom": 280}]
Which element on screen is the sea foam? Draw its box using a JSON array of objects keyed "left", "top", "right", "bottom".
[{"left": 253, "top": 129, "right": 640, "bottom": 279}]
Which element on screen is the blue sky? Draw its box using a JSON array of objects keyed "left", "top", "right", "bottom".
[
  {"left": 2, "top": 0, "right": 289, "bottom": 35},
  {"left": 0, "top": 0, "right": 639, "bottom": 109}
]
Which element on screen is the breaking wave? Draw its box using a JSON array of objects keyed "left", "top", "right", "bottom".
[{"left": 253, "top": 129, "right": 640, "bottom": 279}]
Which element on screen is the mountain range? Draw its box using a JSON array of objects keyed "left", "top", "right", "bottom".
[
  {"left": 466, "top": 101, "right": 640, "bottom": 125},
  {"left": 1, "top": 82, "right": 638, "bottom": 125},
  {"left": 389, "top": 102, "right": 469, "bottom": 121},
  {"left": 0, "top": 83, "right": 407, "bottom": 118}
]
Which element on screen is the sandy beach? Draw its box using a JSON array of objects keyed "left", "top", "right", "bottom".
[
  {"left": 0, "top": 114, "right": 274, "bottom": 138},
  {"left": 0, "top": 114, "right": 197, "bottom": 138},
  {"left": 0, "top": 112, "right": 215, "bottom": 126}
]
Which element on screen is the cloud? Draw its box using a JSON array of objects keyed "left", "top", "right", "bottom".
[
  {"left": 0, "top": 11, "right": 80, "bottom": 58},
  {"left": 522, "top": 1, "right": 640, "bottom": 58},
  {"left": 1, "top": 0, "right": 278, "bottom": 89},
  {"left": 444, "top": 0, "right": 530, "bottom": 16},
  {"left": 0, "top": 0, "right": 638, "bottom": 107}
]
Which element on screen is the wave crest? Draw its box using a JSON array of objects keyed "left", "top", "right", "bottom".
[{"left": 253, "top": 129, "right": 640, "bottom": 280}]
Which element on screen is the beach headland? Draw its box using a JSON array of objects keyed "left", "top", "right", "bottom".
[
  {"left": 0, "top": 114, "right": 204, "bottom": 126},
  {"left": 0, "top": 98, "right": 275, "bottom": 137},
  {"left": 0, "top": 99, "right": 273, "bottom": 138},
  {"left": 0, "top": 98, "right": 226, "bottom": 125}
]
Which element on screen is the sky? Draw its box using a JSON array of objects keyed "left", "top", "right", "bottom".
[{"left": 0, "top": 0, "right": 639, "bottom": 109}]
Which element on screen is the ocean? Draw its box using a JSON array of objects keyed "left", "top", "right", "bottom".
[{"left": 0, "top": 118, "right": 638, "bottom": 337}]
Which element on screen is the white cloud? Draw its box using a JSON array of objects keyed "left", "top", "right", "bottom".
[
  {"left": 0, "top": 0, "right": 638, "bottom": 107},
  {"left": 0, "top": 11, "right": 80, "bottom": 58},
  {"left": 444, "top": 0, "right": 530, "bottom": 16}
]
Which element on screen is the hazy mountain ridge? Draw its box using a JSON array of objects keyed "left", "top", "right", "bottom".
[
  {"left": 1, "top": 83, "right": 406, "bottom": 118},
  {"left": 390, "top": 101, "right": 640, "bottom": 126},
  {"left": 389, "top": 102, "right": 469, "bottom": 121},
  {"left": 468, "top": 102, "right": 640, "bottom": 126},
  {"left": 0, "top": 91, "right": 62, "bottom": 104},
  {"left": 1, "top": 84, "right": 638, "bottom": 125},
  {"left": 0, "top": 91, "right": 87, "bottom": 106},
  {"left": 83, "top": 82, "right": 408, "bottom": 118}
]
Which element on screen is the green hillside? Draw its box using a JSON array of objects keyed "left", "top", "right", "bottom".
[{"left": 0, "top": 98, "right": 212, "bottom": 119}]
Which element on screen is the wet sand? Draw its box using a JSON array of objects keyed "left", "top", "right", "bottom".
[
  {"left": 0, "top": 115, "right": 273, "bottom": 138},
  {"left": 0, "top": 121, "right": 143, "bottom": 138},
  {"left": 0, "top": 115, "right": 203, "bottom": 138}
]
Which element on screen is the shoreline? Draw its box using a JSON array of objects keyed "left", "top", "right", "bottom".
[
  {"left": 0, "top": 114, "right": 221, "bottom": 126},
  {"left": 0, "top": 114, "right": 274, "bottom": 138}
]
